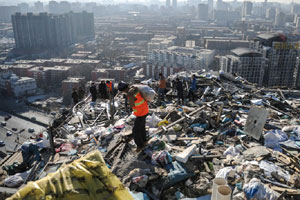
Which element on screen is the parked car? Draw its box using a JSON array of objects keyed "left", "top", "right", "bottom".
[
  {"left": 12, "top": 128, "right": 17, "bottom": 131},
  {"left": 1, "top": 121, "right": 6, "bottom": 126},
  {"left": 0, "top": 140, "right": 5, "bottom": 147},
  {"left": 28, "top": 128, "right": 35, "bottom": 133},
  {"left": 6, "top": 131, "right": 12, "bottom": 136}
]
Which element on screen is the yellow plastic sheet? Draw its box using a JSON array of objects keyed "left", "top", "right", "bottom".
[{"left": 7, "top": 150, "right": 134, "bottom": 200}]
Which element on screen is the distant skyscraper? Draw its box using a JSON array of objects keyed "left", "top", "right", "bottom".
[
  {"left": 172, "top": 0, "right": 177, "bottom": 8},
  {"left": 11, "top": 12, "right": 95, "bottom": 51},
  {"left": 198, "top": 4, "right": 209, "bottom": 20},
  {"left": 18, "top": 3, "right": 30, "bottom": 13},
  {"left": 0, "top": 6, "right": 19, "bottom": 22},
  {"left": 34, "top": 1, "right": 44, "bottom": 12},
  {"left": 216, "top": 0, "right": 227, "bottom": 11},
  {"left": 166, "top": 0, "right": 171, "bottom": 8},
  {"left": 266, "top": 7, "right": 276, "bottom": 20},
  {"left": 291, "top": 3, "right": 300, "bottom": 14},
  {"left": 49, "top": 1, "right": 59, "bottom": 14},
  {"left": 208, "top": 0, "right": 213, "bottom": 12},
  {"left": 275, "top": 10, "right": 286, "bottom": 27},
  {"left": 242, "top": 1, "right": 253, "bottom": 17},
  {"left": 60, "top": 1, "right": 72, "bottom": 13}
]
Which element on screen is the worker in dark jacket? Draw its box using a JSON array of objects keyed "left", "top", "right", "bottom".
[
  {"left": 176, "top": 78, "right": 184, "bottom": 105},
  {"left": 78, "top": 87, "right": 85, "bottom": 101},
  {"left": 90, "top": 82, "right": 97, "bottom": 102},
  {"left": 72, "top": 88, "right": 79, "bottom": 105},
  {"left": 99, "top": 81, "right": 108, "bottom": 99}
]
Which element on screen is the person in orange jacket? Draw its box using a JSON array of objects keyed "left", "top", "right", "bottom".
[{"left": 118, "top": 81, "right": 148, "bottom": 152}]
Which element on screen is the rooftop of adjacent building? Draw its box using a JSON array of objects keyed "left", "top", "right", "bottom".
[
  {"left": 231, "top": 48, "right": 263, "bottom": 58},
  {"left": 64, "top": 59, "right": 100, "bottom": 64},
  {"left": 12, "top": 64, "right": 35, "bottom": 69},
  {"left": 48, "top": 58, "right": 66, "bottom": 63},
  {"left": 62, "top": 77, "right": 85, "bottom": 83},
  {"left": 255, "top": 33, "right": 287, "bottom": 45}
]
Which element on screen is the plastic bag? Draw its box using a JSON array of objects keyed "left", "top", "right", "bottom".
[
  {"left": 216, "top": 167, "right": 235, "bottom": 179},
  {"left": 259, "top": 160, "right": 290, "bottom": 182},
  {"left": 223, "top": 146, "right": 241, "bottom": 157},
  {"left": 134, "top": 84, "right": 156, "bottom": 102},
  {"left": 264, "top": 130, "right": 288, "bottom": 152},
  {"left": 4, "top": 170, "right": 31, "bottom": 187},
  {"left": 146, "top": 113, "right": 162, "bottom": 128},
  {"left": 243, "top": 178, "right": 279, "bottom": 200}
]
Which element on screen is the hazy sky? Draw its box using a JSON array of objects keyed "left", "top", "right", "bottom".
[{"left": 1, "top": 0, "right": 298, "bottom": 5}]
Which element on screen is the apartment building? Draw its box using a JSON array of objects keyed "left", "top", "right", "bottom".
[
  {"left": 148, "top": 46, "right": 215, "bottom": 70},
  {"left": 221, "top": 48, "right": 267, "bottom": 86}
]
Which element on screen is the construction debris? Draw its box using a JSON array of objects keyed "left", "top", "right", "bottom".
[{"left": 1, "top": 71, "right": 300, "bottom": 200}]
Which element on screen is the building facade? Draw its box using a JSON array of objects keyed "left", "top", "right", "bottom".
[
  {"left": 0, "top": 6, "right": 19, "bottom": 23},
  {"left": 147, "top": 35, "right": 177, "bottom": 52},
  {"left": 12, "top": 12, "right": 95, "bottom": 50},
  {"left": 250, "top": 33, "right": 300, "bottom": 88},
  {"left": 242, "top": 1, "right": 253, "bottom": 18},
  {"left": 198, "top": 4, "right": 209, "bottom": 21},
  {"left": 148, "top": 46, "right": 215, "bottom": 70},
  {"left": 221, "top": 48, "right": 267, "bottom": 86},
  {"left": 0, "top": 72, "right": 37, "bottom": 97}
]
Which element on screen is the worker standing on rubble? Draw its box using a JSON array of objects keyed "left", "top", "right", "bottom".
[
  {"left": 106, "top": 80, "right": 113, "bottom": 92},
  {"left": 118, "top": 82, "right": 148, "bottom": 152},
  {"left": 176, "top": 77, "right": 184, "bottom": 105},
  {"left": 78, "top": 86, "right": 85, "bottom": 101},
  {"left": 158, "top": 73, "right": 166, "bottom": 105},
  {"left": 90, "top": 82, "right": 97, "bottom": 102},
  {"left": 72, "top": 88, "right": 79, "bottom": 105},
  {"left": 188, "top": 75, "right": 197, "bottom": 102},
  {"left": 99, "top": 81, "right": 108, "bottom": 99}
]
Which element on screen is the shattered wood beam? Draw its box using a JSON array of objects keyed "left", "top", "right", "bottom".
[
  {"left": 24, "top": 161, "right": 39, "bottom": 184},
  {"left": 272, "top": 186, "right": 300, "bottom": 195},
  {"left": 177, "top": 137, "right": 199, "bottom": 141},
  {"left": 263, "top": 102, "right": 294, "bottom": 118},
  {"left": 278, "top": 89, "right": 286, "bottom": 101},
  {"left": 155, "top": 105, "right": 207, "bottom": 135},
  {"left": 190, "top": 154, "right": 221, "bottom": 159},
  {"left": 91, "top": 109, "right": 105, "bottom": 126}
]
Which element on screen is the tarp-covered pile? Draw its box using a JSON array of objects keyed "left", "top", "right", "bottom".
[{"left": 7, "top": 150, "right": 133, "bottom": 200}]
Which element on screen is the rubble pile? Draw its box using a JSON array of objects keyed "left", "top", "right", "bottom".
[{"left": 1, "top": 71, "right": 300, "bottom": 200}]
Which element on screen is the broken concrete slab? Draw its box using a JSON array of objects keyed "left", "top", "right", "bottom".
[{"left": 244, "top": 107, "right": 268, "bottom": 140}]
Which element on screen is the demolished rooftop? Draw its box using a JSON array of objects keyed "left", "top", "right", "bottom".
[{"left": 1, "top": 70, "right": 300, "bottom": 200}]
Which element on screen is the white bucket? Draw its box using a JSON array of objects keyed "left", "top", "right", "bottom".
[
  {"left": 212, "top": 177, "right": 227, "bottom": 200},
  {"left": 216, "top": 185, "right": 232, "bottom": 200}
]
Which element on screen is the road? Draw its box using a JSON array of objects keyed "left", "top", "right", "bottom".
[
  {"left": 0, "top": 96, "right": 54, "bottom": 126},
  {"left": 0, "top": 111, "right": 46, "bottom": 156}
]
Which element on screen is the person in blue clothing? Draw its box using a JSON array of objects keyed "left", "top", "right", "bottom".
[{"left": 188, "top": 75, "right": 197, "bottom": 102}]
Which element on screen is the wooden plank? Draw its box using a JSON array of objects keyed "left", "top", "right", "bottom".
[
  {"left": 177, "top": 137, "right": 199, "bottom": 141},
  {"left": 155, "top": 105, "right": 208, "bottom": 135},
  {"left": 271, "top": 186, "right": 300, "bottom": 195},
  {"left": 0, "top": 186, "right": 18, "bottom": 194}
]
